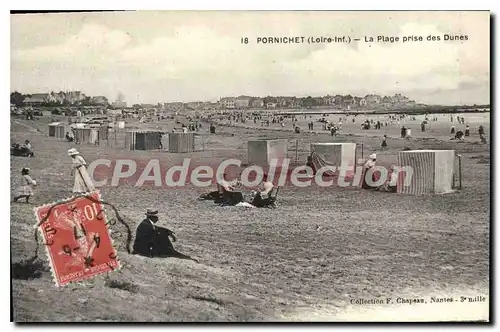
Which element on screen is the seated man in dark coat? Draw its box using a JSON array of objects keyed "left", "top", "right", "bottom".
[{"left": 133, "top": 209, "right": 198, "bottom": 262}]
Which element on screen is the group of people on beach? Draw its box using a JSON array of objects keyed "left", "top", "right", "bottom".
[
  {"left": 13, "top": 147, "right": 96, "bottom": 204},
  {"left": 199, "top": 172, "right": 277, "bottom": 208}
]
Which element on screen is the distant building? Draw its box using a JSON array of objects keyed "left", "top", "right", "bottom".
[
  {"left": 334, "top": 95, "right": 343, "bottom": 105},
  {"left": 112, "top": 92, "right": 127, "bottom": 108},
  {"left": 251, "top": 98, "right": 264, "bottom": 108},
  {"left": 185, "top": 101, "right": 204, "bottom": 110},
  {"left": 277, "top": 96, "right": 300, "bottom": 108},
  {"left": 164, "top": 102, "right": 184, "bottom": 110},
  {"left": 112, "top": 101, "right": 127, "bottom": 108},
  {"left": 91, "top": 96, "right": 109, "bottom": 105},
  {"left": 219, "top": 97, "right": 236, "bottom": 109},
  {"left": 138, "top": 103, "right": 156, "bottom": 109},
  {"left": 24, "top": 93, "right": 53, "bottom": 106},
  {"left": 235, "top": 96, "right": 252, "bottom": 109},
  {"left": 354, "top": 97, "right": 367, "bottom": 106},
  {"left": 66, "top": 91, "right": 86, "bottom": 104},
  {"left": 365, "top": 94, "right": 382, "bottom": 104},
  {"left": 322, "top": 95, "right": 335, "bottom": 106},
  {"left": 393, "top": 93, "right": 410, "bottom": 105},
  {"left": 313, "top": 97, "right": 324, "bottom": 106},
  {"left": 107, "top": 109, "right": 123, "bottom": 116},
  {"left": 381, "top": 96, "right": 393, "bottom": 107},
  {"left": 266, "top": 102, "right": 277, "bottom": 109},
  {"left": 342, "top": 95, "right": 355, "bottom": 106},
  {"left": 50, "top": 91, "right": 66, "bottom": 104},
  {"left": 203, "top": 102, "right": 219, "bottom": 110}
]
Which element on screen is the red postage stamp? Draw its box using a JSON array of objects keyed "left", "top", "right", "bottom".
[{"left": 34, "top": 191, "right": 120, "bottom": 287}]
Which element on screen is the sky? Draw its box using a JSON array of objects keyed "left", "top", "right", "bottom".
[{"left": 11, "top": 11, "right": 490, "bottom": 105}]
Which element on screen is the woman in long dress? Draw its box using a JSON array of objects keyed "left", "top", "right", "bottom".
[
  {"left": 362, "top": 154, "right": 378, "bottom": 189},
  {"left": 14, "top": 167, "right": 37, "bottom": 203},
  {"left": 68, "top": 148, "right": 95, "bottom": 195}
]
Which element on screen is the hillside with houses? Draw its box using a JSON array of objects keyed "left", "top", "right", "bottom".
[
  {"left": 211, "top": 94, "right": 419, "bottom": 111},
  {"left": 11, "top": 91, "right": 489, "bottom": 118}
]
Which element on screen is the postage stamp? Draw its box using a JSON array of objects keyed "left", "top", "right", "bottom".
[{"left": 34, "top": 191, "right": 120, "bottom": 287}]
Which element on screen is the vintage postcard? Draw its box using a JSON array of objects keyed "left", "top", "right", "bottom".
[{"left": 10, "top": 10, "right": 490, "bottom": 322}]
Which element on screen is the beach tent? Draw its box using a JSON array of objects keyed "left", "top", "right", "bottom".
[
  {"left": 248, "top": 139, "right": 288, "bottom": 166},
  {"left": 126, "top": 131, "right": 163, "bottom": 151},
  {"left": 397, "top": 150, "right": 455, "bottom": 195},
  {"left": 73, "top": 128, "right": 94, "bottom": 144},
  {"left": 168, "top": 132, "right": 195, "bottom": 153},
  {"left": 310, "top": 143, "right": 356, "bottom": 176},
  {"left": 48, "top": 122, "right": 66, "bottom": 138}
]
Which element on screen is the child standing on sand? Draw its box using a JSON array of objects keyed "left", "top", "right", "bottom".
[{"left": 13, "top": 168, "right": 37, "bottom": 203}]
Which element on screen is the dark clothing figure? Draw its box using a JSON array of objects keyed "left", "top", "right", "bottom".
[
  {"left": 220, "top": 191, "right": 244, "bottom": 206},
  {"left": 465, "top": 126, "right": 470, "bottom": 137},
  {"left": 199, "top": 190, "right": 222, "bottom": 201},
  {"left": 306, "top": 155, "right": 316, "bottom": 174},
  {"left": 133, "top": 216, "right": 198, "bottom": 262},
  {"left": 133, "top": 218, "right": 171, "bottom": 257},
  {"left": 401, "top": 126, "right": 406, "bottom": 138},
  {"left": 65, "top": 132, "right": 74, "bottom": 142},
  {"left": 381, "top": 137, "right": 387, "bottom": 148},
  {"left": 134, "top": 219, "right": 173, "bottom": 257},
  {"left": 478, "top": 125, "right": 484, "bottom": 136},
  {"left": 251, "top": 192, "right": 267, "bottom": 207},
  {"left": 455, "top": 131, "right": 464, "bottom": 140},
  {"left": 421, "top": 122, "right": 425, "bottom": 132},
  {"left": 451, "top": 127, "right": 455, "bottom": 134}
]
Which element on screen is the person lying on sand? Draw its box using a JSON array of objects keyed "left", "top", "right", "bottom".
[
  {"left": 198, "top": 172, "right": 238, "bottom": 202},
  {"left": 132, "top": 209, "right": 199, "bottom": 263},
  {"left": 218, "top": 172, "right": 244, "bottom": 206}
]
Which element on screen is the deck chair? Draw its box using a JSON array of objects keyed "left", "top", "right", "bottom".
[{"left": 262, "top": 187, "right": 280, "bottom": 209}]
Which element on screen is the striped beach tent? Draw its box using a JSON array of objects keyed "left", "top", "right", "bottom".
[
  {"left": 126, "top": 131, "right": 163, "bottom": 151},
  {"left": 48, "top": 122, "right": 66, "bottom": 138},
  {"left": 168, "top": 132, "right": 195, "bottom": 153},
  {"left": 397, "top": 150, "right": 456, "bottom": 195}
]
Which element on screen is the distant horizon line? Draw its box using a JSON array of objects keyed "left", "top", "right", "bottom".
[{"left": 9, "top": 90, "right": 490, "bottom": 107}]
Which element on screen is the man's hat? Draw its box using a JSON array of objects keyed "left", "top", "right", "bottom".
[
  {"left": 369, "top": 154, "right": 377, "bottom": 160},
  {"left": 145, "top": 209, "right": 158, "bottom": 216}
]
